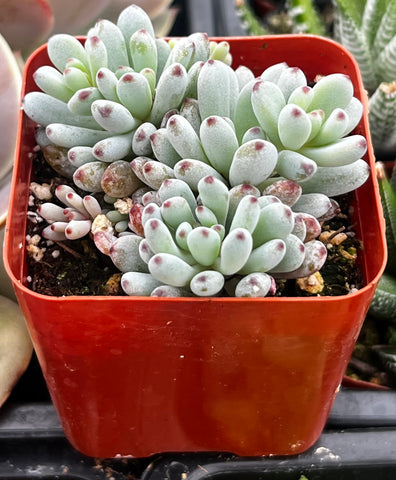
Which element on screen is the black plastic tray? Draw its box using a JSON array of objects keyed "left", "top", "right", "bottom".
[
  {"left": 141, "top": 427, "right": 396, "bottom": 480},
  {"left": 1, "top": 398, "right": 396, "bottom": 479},
  {"left": 2, "top": 356, "right": 396, "bottom": 480}
]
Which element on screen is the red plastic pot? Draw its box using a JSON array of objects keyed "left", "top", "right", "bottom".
[{"left": 4, "top": 35, "right": 387, "bottom": 458}]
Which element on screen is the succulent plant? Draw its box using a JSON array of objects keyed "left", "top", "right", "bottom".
[
  {"left": 23, "top": 5, "right": 232, "bottom": 194},
  {"left": 37, "top": 185, "right": 104, "bottom": 241},
  {"left": 26, "top": 3, "right": 370, "bottom": 298},
  {"left": 235, "top": 0, "right": 328, "bottom": 36},
  {"left": 118, "top": 175, "right": 328, "bottom": 297},
  {"left": 332, "top": 0, "right": 396, "bottom": 152},
  {"left": 370, "top": 162, "right": 396, "bottom": 320}
]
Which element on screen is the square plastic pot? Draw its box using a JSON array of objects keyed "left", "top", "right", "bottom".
[{"left": 4, "top": 35, "right": 387, "bottom": 458}]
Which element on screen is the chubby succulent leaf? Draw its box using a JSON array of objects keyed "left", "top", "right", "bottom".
[
  {"left": 187, "top": 227, "right": 221, "bottom": 266},
  {"left": 235, "top": 273, "right": 273, "bottom": 298},
  {"left": 215, "top": 228, "right": 253, "bottom": 276},
  {"left": 109, "top": 235, "right": 148, "bottom": 273},
  {"left": 148, "top": 63, "right": 188, "bottom": 125},
  {"left": 238, "top": 239, "right": 286, "bottom": 275},
  {"left": 251, "top": 79, "right": 285, "bottom": 147},
  {"left": 300, "top": 160, "right": 370, "bottom": 197},
  {"left": 268, "top": 234, "right": 305, "bottom": 274},
  {"left": 299, "top": 135, "right": 367, "bottom": 167},
  {"left": 167, "top": 114, "right": 207, "bottom": 163},
  {"left": 116, "top": 72, "right": 153, "bottom": 120},
  {"left": 190, "top": 270, "right": 225, "bottom": 297},
  {"left": 148, "top": 253, "right": 201, "bottom": 287},
  {"left": 199, "top": 116, "right": 239, "bottom": 177},
  {"left": 160, "top": 196, "right": 195, "bottom": 230},
  {"left": 276, "top": 67, "right": 307, "bottom": 102},
  {"left": 89, "top": 18, "right": 129, "bottom": 72},
  {"left": 278, "top": 103, "right": 312, "bottom": 150},
  {"left": 308, "top": 74, "right": 354, "bottom": 118},
  {"left": 46, "top": 124, "right": 109, "bottom": 148},
  {"left": 229, "top": 139, "right": 278, "bottom": 187},
  {"left": 174, "top": 159, "right": 225, "bottom": 191},
  {"left": 233, "top": 79, "right": 260, "bottom": 142},
  {"left": 197, "top": 59, "right": 239, "bottom": 120},
  {"left": 121, "top": 271, "right": 162, "bottom": 296},
  {"left": 48, "top": 34, "right": 89, "bottom": 73},
  {"left": 198, "top": 176, "right": 229, "bottom": 226}
]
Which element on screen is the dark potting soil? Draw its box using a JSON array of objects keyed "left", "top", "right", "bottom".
[
  {"left": 26, "top": 148, "right": 124, "bottom": 297},
  {"left": 25, "top": 147, "right": 363, "bottom": 299}
]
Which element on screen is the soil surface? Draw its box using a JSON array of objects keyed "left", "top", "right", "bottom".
[{"left": 26, "top": 148, "right": 124, "bottom": 296}]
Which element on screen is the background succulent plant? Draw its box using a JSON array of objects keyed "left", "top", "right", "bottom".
[
  {"left": 332, "top": 0, "right": 396, "bottom": 153},
  {"left": 25, "top": 3, "right": 370, "bottom": 297},
  {"left": 370, "top": 162, "right": 396, "bottom": 319},
  {"left": 235, "top": 0, "right": 329, "bottom": 36}
]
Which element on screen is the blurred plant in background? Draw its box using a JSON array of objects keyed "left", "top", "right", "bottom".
[
  {"left": 235, "top": 0, "right": 332, "bottom": 36},
  {"left": 0, "top": 0, "right": 178, "bottom": 57}
]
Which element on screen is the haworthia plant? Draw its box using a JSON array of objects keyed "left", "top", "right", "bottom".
[{"left": 330, "top": 0, "right": 396, "bottom": 151}]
